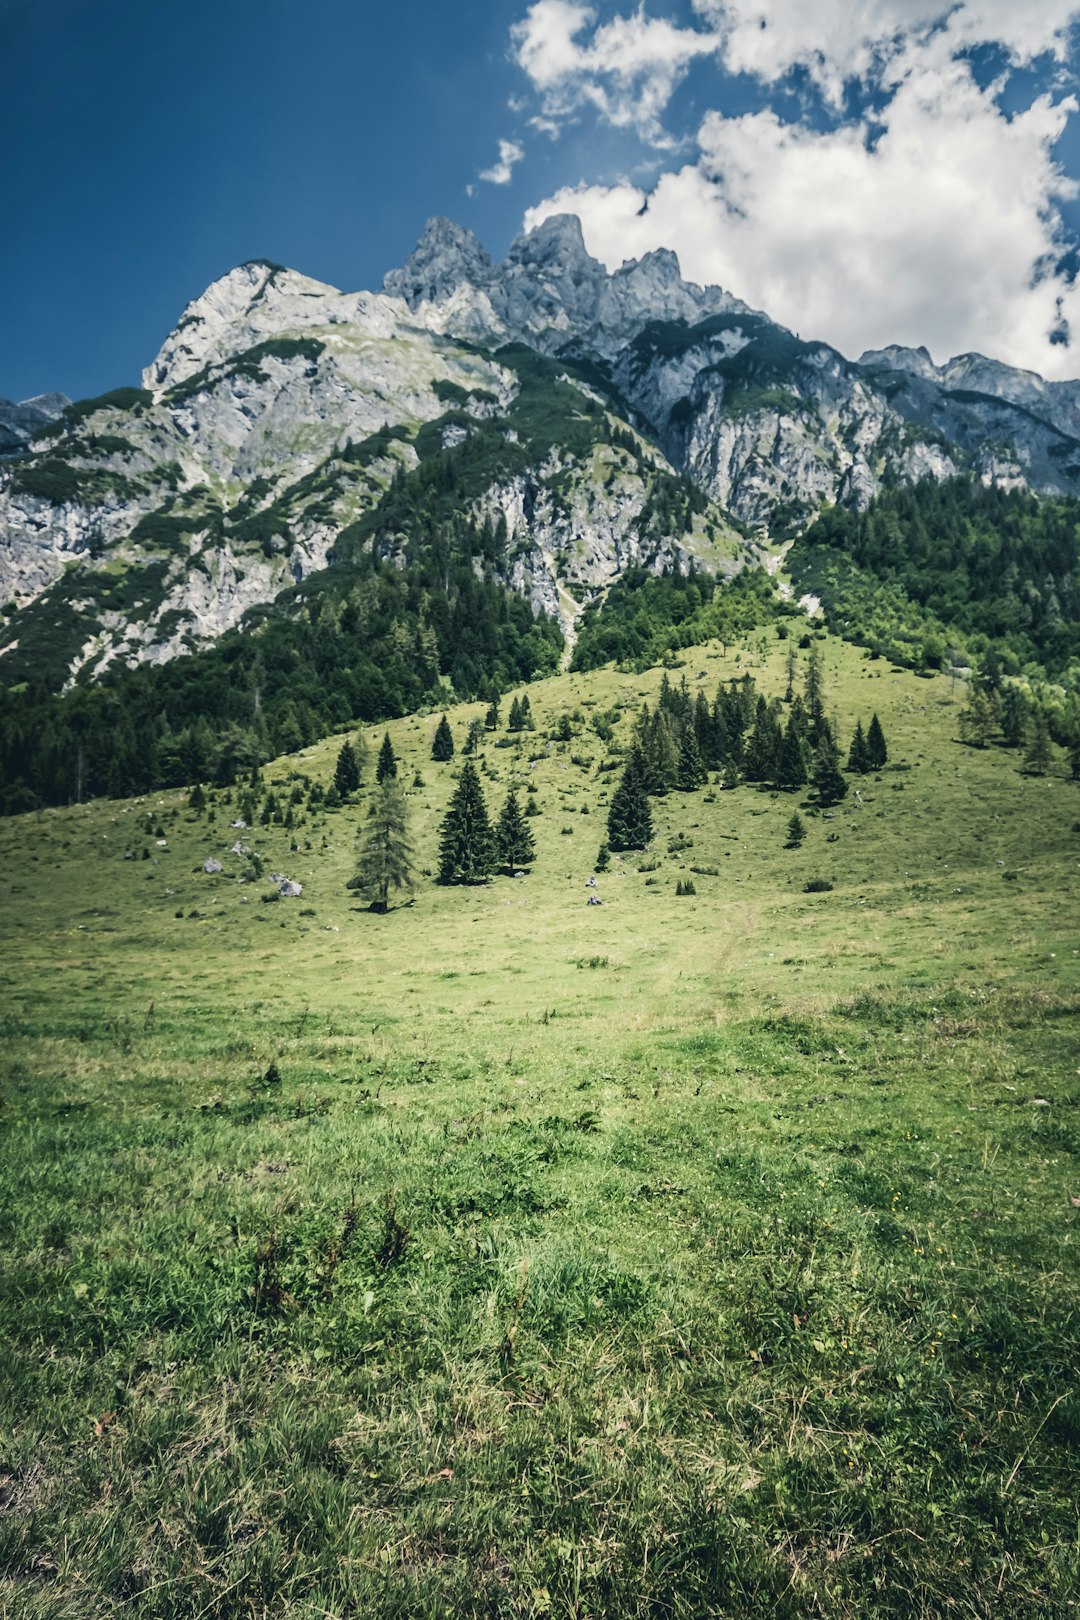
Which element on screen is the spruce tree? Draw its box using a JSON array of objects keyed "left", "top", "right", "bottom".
[
  {"left": 1000, "top": 687, "right": 1028, "bottom": 749},
  {"left": 785, "top": 811, "right": 806, "bottom": 847},
  {"left": 350, "top": 779, "right": 415, "bottom": 912},
  {"left": 804, "top": 645, "right": 826, "bottom": 743},
  {"left": 744, "top": 697, "right": 782, "bottom": 783},
  {"left": 521, "top": 694, "right": 534, "bottom": 730},
  {"left": 507, "top": 697, "right": 523, "bottom": 732},
  {"left": 376, "top": 732, "right": 398, "bottom": 783},
  {"left": 334, "top": 739, "right": 361, "bottom": 798},
  {"left": 495, "top": 789, "right": 536, "bottom": 872},
  {"left": 432, "top": 714, "right": 454, "bottom": 761},
  {"left": 437, "top": 761, "right": 496, "bottom": 884},
  {"left": 777, "top": 718, "right": 809, "bottom": 789},
  {"left": 1022, "top": 713, "right": 1052, "bottom": 776},
  {"left": 812, "top": 735, "right": 848, "bottom": 807},
  {"left": 463, "top": 718, "right": 484, "bottom": 756},
  {"left": 484, "top": 697, "right": 501, "bottom": 731},
  {"left": 607, "top": 749, "right": 653, "bottom": 851},
  {"left": 676, "top": 724, "right": 708, "bottom": 790},
  {"left": 865, "top": 712, "right": 888, "bottom": 769},
  {"left": 846, "top": 721, "right": 870, "bottom": 775},
  {"left": 959, "top": 688, "right": 996, "bottom": 748}
]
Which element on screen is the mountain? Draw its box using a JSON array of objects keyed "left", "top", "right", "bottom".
[{"left": 3, "top": 214, "right": 1080, "bottom": 701}]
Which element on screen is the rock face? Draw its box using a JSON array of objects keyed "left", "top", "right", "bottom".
[
  {"left": 0, "top": 393, "right": 69, "bottom": 457},
  {"left": 3, "top": 213, "right": 1080, "bottom": 690}
]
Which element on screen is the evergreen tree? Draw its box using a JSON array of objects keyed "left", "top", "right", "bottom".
[
  {"left": 495, "top": 789, "right": 536, "bottom": 872},
  {"left": 521, "top": 693, "right": 534, "bottom": 730},
  {"left": 785, "top": 811, "right": 806, "bottom": 847},
  {"left": 188, "top": 782, "right": 207, "bottom": 814},
  {"left": 607, "top": 749, "right": 653, "bottom": 851},
  {"left": 507, "top": 696, "right": 523, "bottom": 732},
  {"left": 484, "top": 697, "right": 501, "bottom": 730},
  {"left": 812, "top": 735, "right": 848, "bottom": 806},
  {"left": 693, "top": 690, "right": 713, "bottom": 763},
  {"left": 595, "top": 842, "right": 610, "bottom": 872},
  {"left": 804, "top": 645, "right": 826, "bottom": 743},
  {"left": 959, "top": 688, "right": 996, "bottom": 748},
  {"left": 1068, "top": 729, "right": 1080, "bottom": 782},
  {"left": 784, "top": 644, "right": 797, "bottom": 703},
  {"left": 463, "top": 718, "right": 485, "bottom": 756},
  {"left": 777, "top": 718, "right": 809, "bottom": 790},
  {"left": 334, "top": 738, "right": 362, "bottom": 798},
  {"left": 437, "top": 761, "right": 496, "bottom": 883},
  {"left": 1022, "top": 713, "right": 1052, "bottom": 776},
  {"left": 676, "top": 724, "right": 708, "bottom": 790},
  {"left": 638, "top": 707, "right": 678, "bottom": 794},
  {"left": 865, "top": 712, "right": 888, "bottom": 769},
  {"left": 431, "top": 714, "right": 454, "bottom": 761},
  {"left": 350, "top": 779, "right": 415, "bottom": 913},
  {"left": 999, "top": 687, "right": 1028, "bottom": 749},
  {"left": 375, "top": 732, "right": 398, "bottom": 783},
  {"left": 846, "top": 721, "right": 871, "bottom": 775},
  {"left": 744, "top": 697, "right": 782, "bottom": 783}
]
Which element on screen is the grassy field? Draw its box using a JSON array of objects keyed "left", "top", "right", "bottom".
[{"left": 1, "top": 632, "right": 1078, "bottom": 1618}]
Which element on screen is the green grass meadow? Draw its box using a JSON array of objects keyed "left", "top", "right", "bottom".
[{"left": 1, "top": 634, "right": 1079, "bottom": 1617}]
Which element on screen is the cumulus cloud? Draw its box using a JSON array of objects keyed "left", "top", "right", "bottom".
[
  {"left": 480, "top": 138, "right": 526, "bottom": 185},
  {"left": 511, "top": 0, "right": 722, "bottom": 141},
  {"left": 691, "top": 0, "right": 1078, "bottom": 106},
  {"left": 525, "top": 54, "right": 1080, "bottom": 377}
]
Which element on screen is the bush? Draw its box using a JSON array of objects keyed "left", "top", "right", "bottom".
[{"left": 804, "top": 878, "right": 834, "bottom": 893}]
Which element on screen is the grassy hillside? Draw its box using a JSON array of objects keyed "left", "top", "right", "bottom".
[{"left": 1, "top": 631, "right": 1078, "bottom": 1619}]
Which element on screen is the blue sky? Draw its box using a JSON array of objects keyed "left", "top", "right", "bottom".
[{"left": 4, "top": 0, "right": 1080, "bottom": 402}]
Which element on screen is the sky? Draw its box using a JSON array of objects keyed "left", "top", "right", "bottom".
[{"left": 3, "top": 0, "right": 1080, "bottom": 402}]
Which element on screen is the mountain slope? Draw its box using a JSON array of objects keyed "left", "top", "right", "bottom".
[{"left": 3, "top": 213, "right": 1080, "bottom": 706}]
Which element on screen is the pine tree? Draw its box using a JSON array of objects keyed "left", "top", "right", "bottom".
[
  {"left": 437, "top": 761, "right": 496, "bottom": 883},
  {"left": 520, "top": 694, "right": 534, "bottom": 730},
  {"left": 495, "top": 789, "right": 536, "bottom": 872},
  {"left": 812, "top": 735, "right": 848, "bottom": 807},
  {"left": 484, "top": 697, "right": 501, "bottom": 730},
  {"left": 865, "top": 712, "right": 888, "bottom": 769},
  {"left": 804, "top": 644, "right": 826, "bottom": 743},
  {"left": 595, "top": 842, "right": 610, "bottom": 872},
  {"left": 846, "top": 721, "right": 870, "bottom": 775},
  {"left": 607, "top": 749, "right": 653, "bottom": 851},
  {"left": 1000, "top": 686, "right": 1028, "bottom": 748},
  {"left": 676, "top": 724, "right": 708, "bottom": 790},
  {"left": 334, "top": 739, "right": 361, "bottom": 798},
  {"left": 744, "top": 697, "right": 782, "bottom": 783},
  {"left": 507, "top": 696, "right": 523, "bottom": 732},
  {"left": 777, "top": 718, "right": 809, "bottom": 789},
  {"left": 959, "top": 688, "right": 996, "bottom": 748},
  {"left": 376, "top": 733, "right": 398, "bottom": 783},
  {"left": 1022, "top": 713, "right": 1052, "bottom": 776},
  {"left": 642, "top": 708, "right": 678, "bottom": 794},
  {"left": 350, "top": 779, "right": 415, "bottom": 912},
  {"left": 188, "top": 782, "right": 207, "bottom": 814},
  {"left": 432, "top": 714, "right": 454, "bottom": 761},
  {"left": 463, "top": 718, "right": 484, "bottom": 756},
  {"left": 785, "top": 811, "right": 806, "bottom": 847}
]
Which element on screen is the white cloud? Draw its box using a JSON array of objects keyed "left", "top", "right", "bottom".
[
  {"left": 692, "top": 0, "right": 1078, "bottom": 105},
  {"left": 524, "top": 54, "right": 1080, "bottom": 377},
  {"left": 480, "top": 138, "right": 526, "bottom": 185},
  {"left": 510, "top": 0, "right": 722, "bottom": 141}
]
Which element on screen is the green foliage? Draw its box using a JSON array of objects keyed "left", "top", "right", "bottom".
[
  {"left": 9, "top": 455, "right": 145, "bottom": 506},
  {"left": 437, "top": 760, "right": 496, "bottom": 884},
  {"left": 349, "top": 778, "right": 415, "bottom": 911},
  {"left": 376, "top": 733, "right": 398, "bottom": 784},
  {"left": 785, "top": 811, "right": 806, "bottom": 847},
  {"left": 495, "top": 789, "right": 535, "bottom": 873},
  {"left": 607, "top": 749, "right": 653, "bottom": 851},
  {"left": 789, "top": 479, "right": 1080, "bottom": 685},
  {"left": 431, "top": 714, "right": 455, "bottom": 761},
  {"left": 572, "top": 568, "right": 777, "bottom": 672},
  {"left": 334, "top": 739, "right": 362, "bottom": 798}
]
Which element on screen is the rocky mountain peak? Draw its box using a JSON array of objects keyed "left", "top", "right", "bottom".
[{"left": 383, "top": 217, "right": 494, "bottom": 309}]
